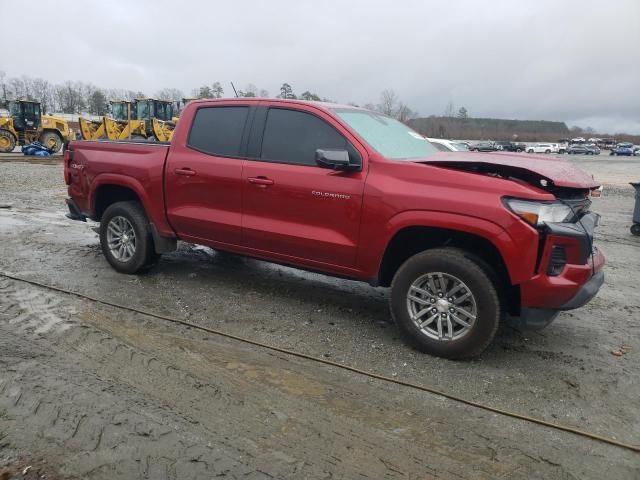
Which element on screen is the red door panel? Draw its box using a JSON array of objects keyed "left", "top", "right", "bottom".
[
  {"left": 242, "top": 160, "right": 365, "bottom": 267},
  {"left": 165, "top": 149, "right": 244, "bottom": 246}
]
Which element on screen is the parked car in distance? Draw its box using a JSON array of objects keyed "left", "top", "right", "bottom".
[
  {"left": 468, "top": 141, "right": 498, "bottom": 152},
  {"left": 634, "top": 146, "right": 640, "bottom": 156},
  {"left": 526, "top": 143, "right": 554, "bottom": 154},
  {"left": 65, "top": 98, "right": 605, "bottom": 359},
  {"left": 427, "top": 138, "right": 469, "bottom": 152},
  {"left": 495, "top": 141, "right": 526, "bottom": 152},
  {"left": 610, "top": 143, "right": 635, "bottom": 156},
  {"left": 568, "top": 144, "right": 600, "bottom": 155},
  {"left": 549, "top": 143, "right": 568, "bottom": 154}
]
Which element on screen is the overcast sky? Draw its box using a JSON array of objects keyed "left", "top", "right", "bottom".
[{"left": 3, "top": 0, "right": 639, "bottom": 133}]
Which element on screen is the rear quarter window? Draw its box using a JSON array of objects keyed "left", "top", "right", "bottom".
[{"left": 187, "top": 106, "right": 249, "bottom": 157}]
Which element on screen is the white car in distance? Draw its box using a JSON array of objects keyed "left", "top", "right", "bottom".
[
  {"left": 526, "top": 143, "right": 554, "bottom": 154},
  {"left": 427, "top": 138, "right": 470, "bottom": 152}
]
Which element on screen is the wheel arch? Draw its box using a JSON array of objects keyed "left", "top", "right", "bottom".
[
  {"left": 377, "top": 220, "right": 520, "bottom": 315},
  {"left": 40, "top": 128, "right": 63, "bottom": 139},
  {"left": 91, "top": 175, "right": 149, "bottom": 221}
]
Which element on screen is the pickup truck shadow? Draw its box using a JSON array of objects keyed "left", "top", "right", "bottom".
[{"left": 146, "top": 243, "right": 528, "bottom": 357}]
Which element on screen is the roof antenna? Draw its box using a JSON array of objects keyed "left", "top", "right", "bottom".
[{"left": 230, "top": 82, "right": 239, "bottom": 98}]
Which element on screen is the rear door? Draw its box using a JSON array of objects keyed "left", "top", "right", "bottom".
[
  {"left": 165, "top": 103, "right": 252, "bottom": 247},
  {"left": 241, "top": 105, "right": 367, "bottom": 269}
]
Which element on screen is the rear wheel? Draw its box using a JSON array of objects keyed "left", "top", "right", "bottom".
[
  {"left": 0, "top": 129, "right": 16, "bottom": 153},
  {"left": 99, "top": 201, "right": 160, "bottom": 274},
  {"left": 527, "top": 149, "right": 534, "bottom": 153},
  {"left": 390, "top": 248, "right": 501, "bottom": 359},
  {"left": 631, "top": 224, "right": 640, "bottom": 236},
  {"left": 545, "top": 149, "right": 551, "bottom": 154}
]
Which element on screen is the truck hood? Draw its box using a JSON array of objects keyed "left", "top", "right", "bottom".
[{"left": 416, "top": 152, "right": 599, "bottom": 190}]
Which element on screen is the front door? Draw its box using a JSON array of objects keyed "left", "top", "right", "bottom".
[
  {"left": 165, "top": 104, "right": 251, "bottom": 247},
  {"left": 242, "top": 106, "right": 367, "bottom": 269}
]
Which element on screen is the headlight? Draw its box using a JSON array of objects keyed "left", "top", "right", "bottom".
[{"left": 504, "top": 198, "right": 573, "bottom": 226}]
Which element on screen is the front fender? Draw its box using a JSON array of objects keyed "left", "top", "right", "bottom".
[{"left": 373, "top": 210, "right": 539, "bottom": 285}]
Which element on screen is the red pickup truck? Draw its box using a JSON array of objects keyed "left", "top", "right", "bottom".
[{"left": 64, "top": 98, "right": 604, "bottom": 358}]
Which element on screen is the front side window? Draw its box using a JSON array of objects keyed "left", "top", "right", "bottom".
[
  {"left": 136, "top": 101, "right": 150, "bottom": 120},
  {"left": 333, "top": 108, "right": 437, "bottom": 160},
  {"left": 111, "top": 103, "right": 129, "bottom": 121},
  {"left": 260, "top": 108, "right": 351, "bottom": 166},
  {"left": 9, "top": 102, "right": 20, "bottom": 116},
  {"left": 188, "top": 106, "right": 249, "bottom": 157}
]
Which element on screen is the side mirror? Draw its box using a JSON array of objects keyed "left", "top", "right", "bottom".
[{"left": 315, "top": 149, "right": 360, "bottom": 171}]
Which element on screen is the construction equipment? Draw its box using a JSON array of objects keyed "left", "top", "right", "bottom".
[
  {"left": 151, "top": 98, "right": 197, "bottom": 142},
  {"left": 151, "top": 117, "right": 176, "bottom": 142},
  {"left": 102, "top": 98, "right": 174, "bottom": 141},
  {"left": 101, "top": 101, "right": 147, "bottom": 140},
  {"left": 78, "top": 101, "right": 131, "bottom": 140},
  {"left": 0, "top": 100, "right": 73, "bottom": 153}
]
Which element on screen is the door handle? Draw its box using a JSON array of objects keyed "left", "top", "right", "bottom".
[
  {"left": 174, "top": 168, "right": 196, "bottom": 176},
  {"left": 247, "top": 176, "right": 274, "bottom": 186}
]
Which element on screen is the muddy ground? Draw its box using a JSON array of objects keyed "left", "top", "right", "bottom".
[{"left": 0, "top": 154, "right": 638, "bottom": 479}]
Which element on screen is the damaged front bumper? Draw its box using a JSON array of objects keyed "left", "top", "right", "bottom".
[{"left": 510, "top": 212, "right": 605, "bottom": 331}]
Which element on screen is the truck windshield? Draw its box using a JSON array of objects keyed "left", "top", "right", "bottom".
[{"left": 332, "top": 108, "right": 437, "bottom": 160}]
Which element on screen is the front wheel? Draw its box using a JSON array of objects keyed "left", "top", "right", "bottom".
[
  {"left": 631, "top": 224, "right": 640, "bottom": 236},
  {"left": 390, "top": 248, "right": 501, "bottom": 359},
  {"left": 39, "top": 131, "right": 63, "bottom": 153},
  {"left": 99, "top": 201, "right": 160, "bottom": 274},
  {"left": 0, "top": 129, "right": 16, "bottom": 153}
]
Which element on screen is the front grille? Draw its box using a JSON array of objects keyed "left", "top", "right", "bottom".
[{"left": 547, "top": 245, "right": 567, "bottom": 276}]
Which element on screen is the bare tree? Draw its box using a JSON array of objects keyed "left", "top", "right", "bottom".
[
  {"left": 0, "top": 70, "right": 6, "bottom": 106},
  {"left": 396, "top": 102, "right": 417, "bottom": 123},
  {"left": 443, "top": 100, "right": 455, "bottom": 117},
  {"left": 155, "top": 87, "right": 184, "bottom": 101},
  {"left": 378, "top": 89, "right": 398, "bottom": 116},
  {"left": 31, "top": 78, "right": 53, "bottom": 113}
]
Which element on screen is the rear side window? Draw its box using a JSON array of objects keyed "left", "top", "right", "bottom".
[
  {"left": 188, "top": 106, "right": 248, "bottom": 157},
  {"left": 260, "top": 108, "right": 349, "bottom": 166}
]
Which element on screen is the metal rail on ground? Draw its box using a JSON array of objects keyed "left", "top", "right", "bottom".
[{"left": 0, "top": 270, "right": 638, "bottom": 454}]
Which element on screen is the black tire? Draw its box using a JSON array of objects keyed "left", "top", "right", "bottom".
[
  {"left": 390, "top": 248, "right": 501, "bottom": 359},
  {"left": 39, "top": 131, "right": 63, "bottom": 153},
  {"left": 545, "top": 149, "right": 551, "bottom": 154},
  {"left": 0, "top": 129, "right": 16, "bottom": 153},
  {"left": 516, "top": 148, "right": 522, "bottom": 152},
  {"left": 631, "top": 224, "right": 640, "bottom": 236},
  {"left": 99, "top": 201, "right": 160, "bottom": 274},
  {"left": 527, "top": 149, "right": 534, "bottom": 154}
]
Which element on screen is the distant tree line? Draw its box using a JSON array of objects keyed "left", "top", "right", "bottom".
[
  {"left": 0, "top": 71, "right": 418, "bottom": 124},
  {"left": 408, "top": 116, "right": 572, "bottom": 142},
  {"left": 6, "top": 70, "right": 632, "bottom": 142}
]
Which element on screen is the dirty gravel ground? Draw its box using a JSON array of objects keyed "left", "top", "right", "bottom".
[{"left": 0, "top": 154, "right": 638, "bottom": 479}]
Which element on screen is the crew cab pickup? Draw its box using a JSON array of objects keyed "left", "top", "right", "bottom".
[{"left": 65, "top": 98, "right": 605, "bottom": 359}]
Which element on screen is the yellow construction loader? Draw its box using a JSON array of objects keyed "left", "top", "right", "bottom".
[
  {"left": 79, "top": 100, "right": 128, "bottom": 140},
  {"left": 151, "top": 98, "right": 197, "bottom": 142},
  {"left": 0, "top": 100, "right": 73, "bottom": 153},
  {"left": 103, "top": 98, "right": 175, "bottom": 141}
]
